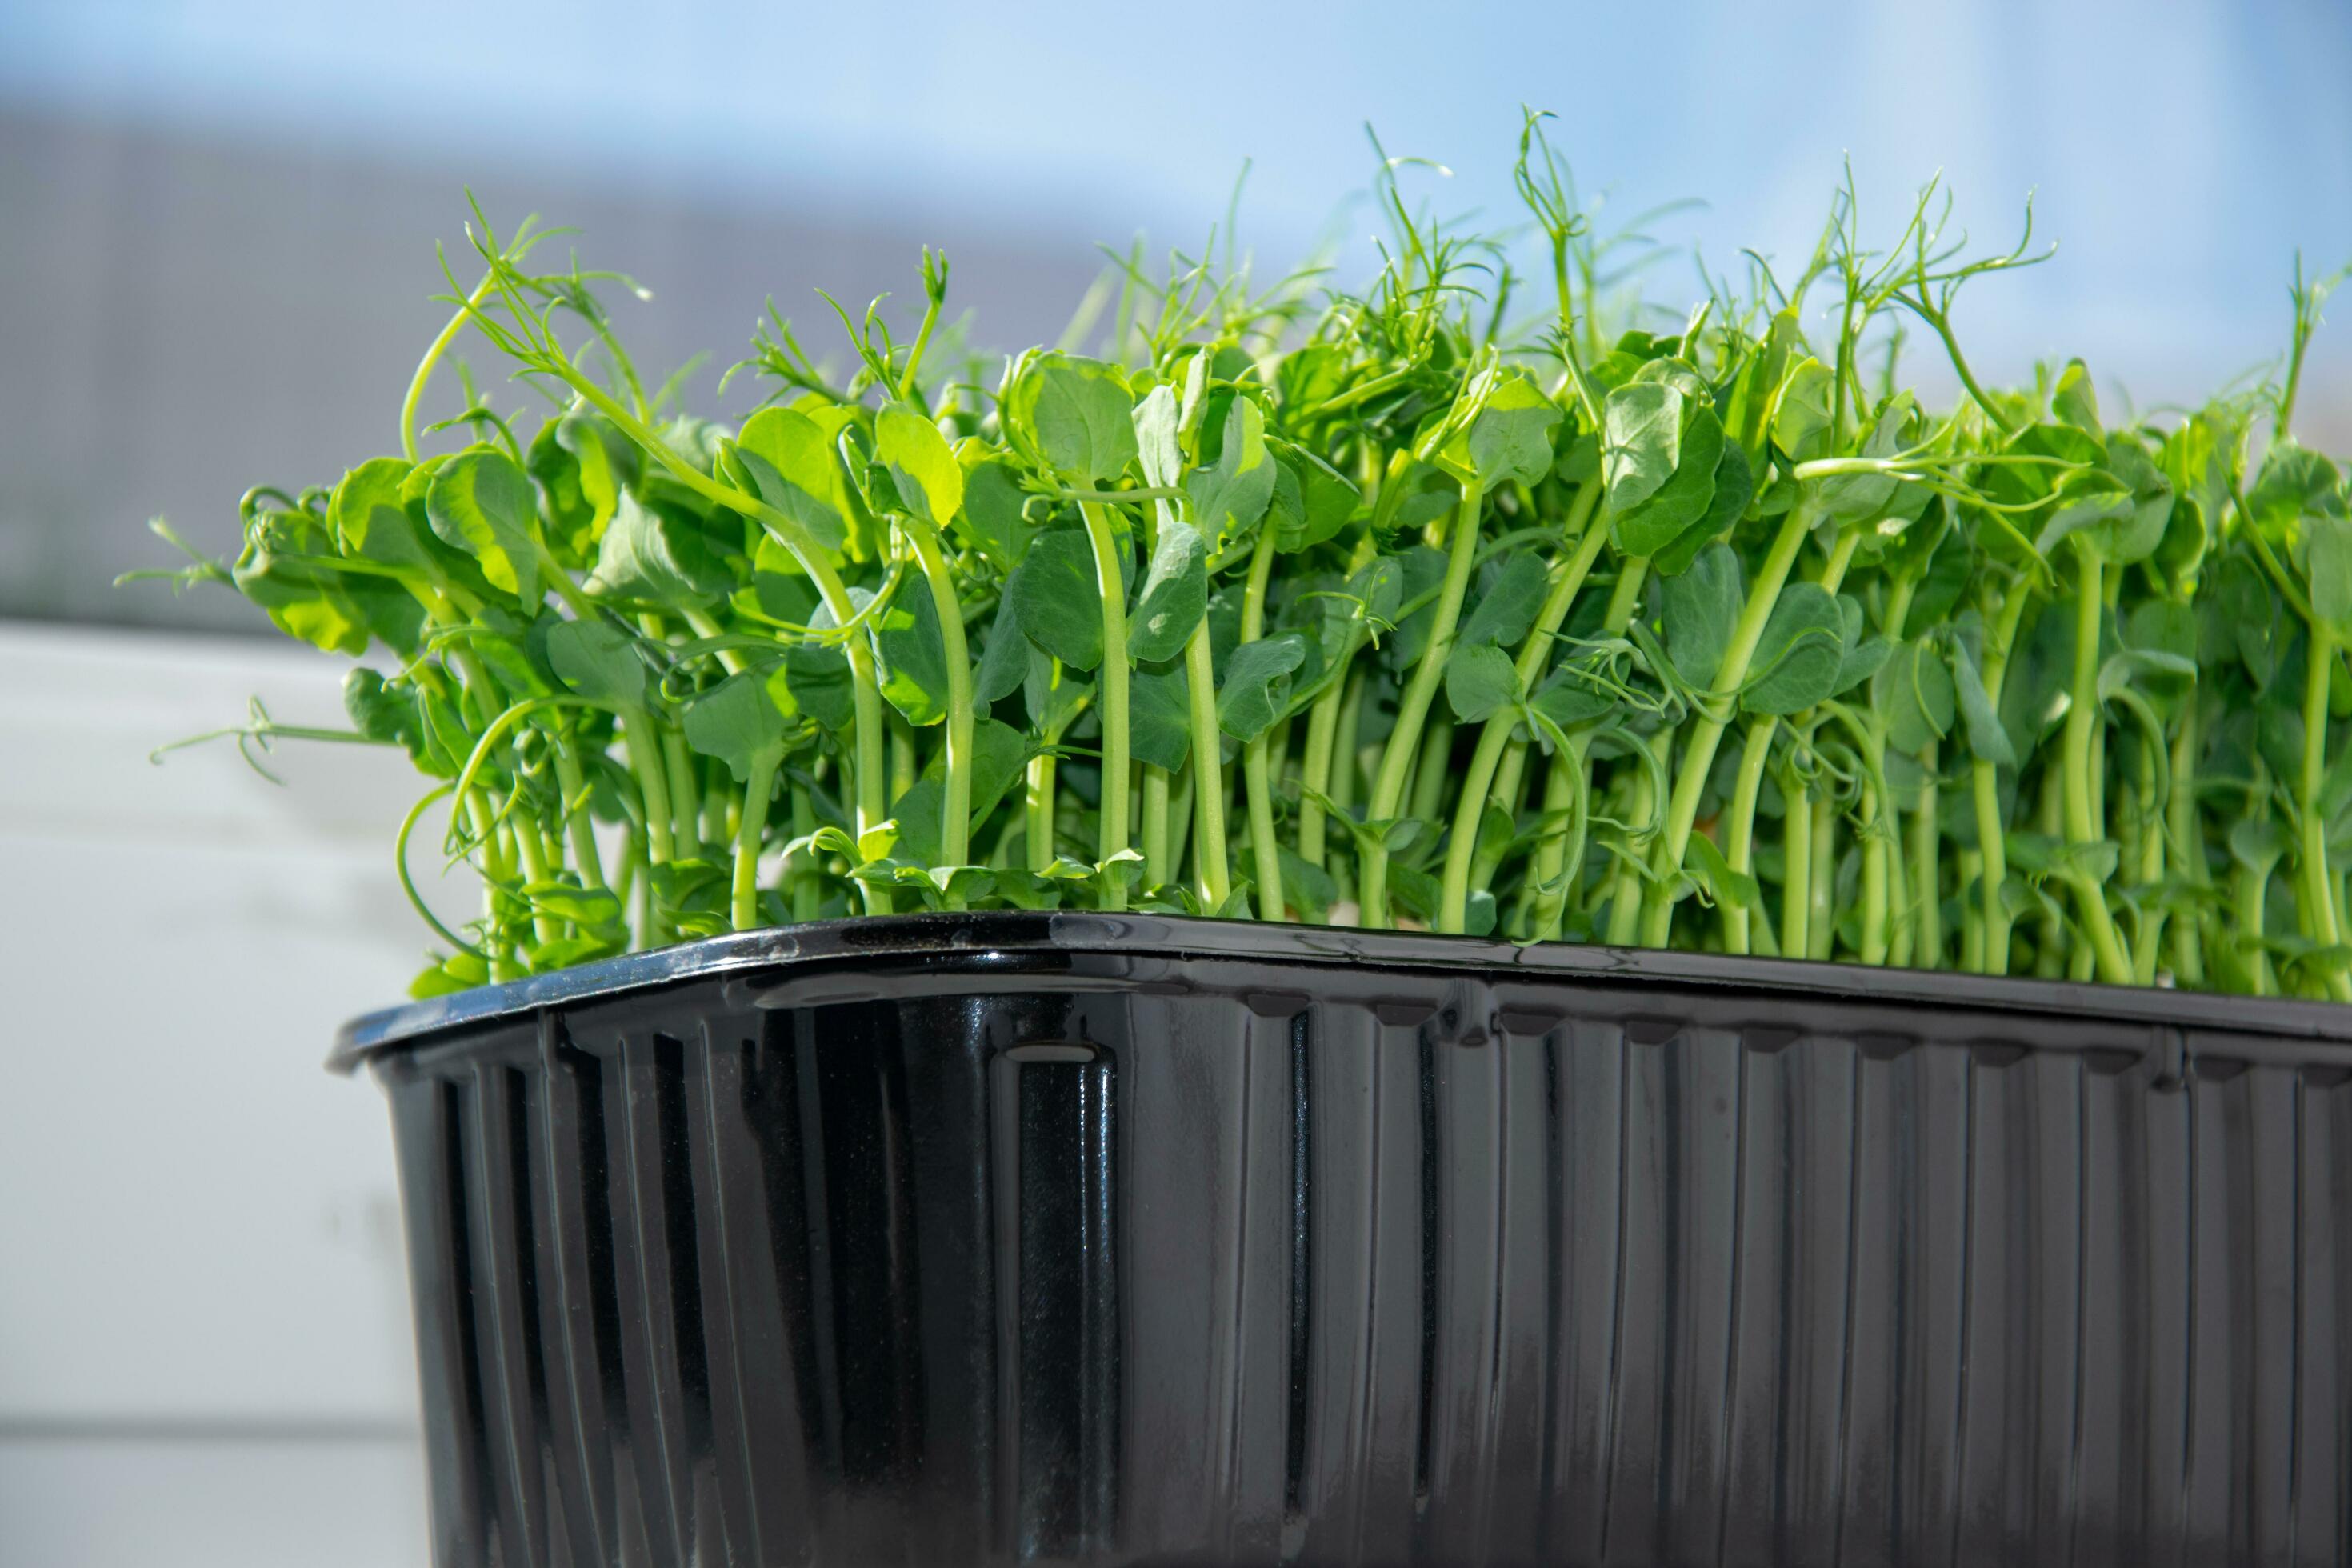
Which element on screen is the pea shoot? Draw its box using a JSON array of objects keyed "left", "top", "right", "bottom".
[{"left": 134, "top": 120, "right": 2352, "bottom": 1002}]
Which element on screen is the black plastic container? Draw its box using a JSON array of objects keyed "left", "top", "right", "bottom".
[{"left": 334, "top": 911, "right": 2352, "bottom": 1566}]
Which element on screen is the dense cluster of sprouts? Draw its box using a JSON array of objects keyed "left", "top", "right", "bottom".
[{"left": 140, "top": 115, "right": 2352, "bottom": 1001}]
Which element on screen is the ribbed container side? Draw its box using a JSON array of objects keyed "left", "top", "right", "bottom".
[{"left": 340, "top": 914, "right": 2352, "bottom": 1567}]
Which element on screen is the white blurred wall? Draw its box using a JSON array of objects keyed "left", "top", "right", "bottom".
[{"left": 0, "top": 621, "right": 476, "bottom": 1566}]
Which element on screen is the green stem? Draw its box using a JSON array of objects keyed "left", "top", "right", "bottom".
[
  {"left": 1240, "top": 526, "right": 1285, "bottom": 921},
  {"left": 1362, "top": 479, "right": 1486, "bottom": 926},
  {"left": 906, "top": 522, "right": 975, "bottom": 878},
  {"left": 1722, "top": 720, "right": 1778, "bottom": 954},
  {"left": 2058, "top": 542, "right": 2137, "bottom": 986},
  {"left": 788, "top": 785, "right": 820, "bottom": 922},
  {"left": 618, "top": 706, "right": 676, "bottom": 866},
  {"left": 1970, "top": 583, "right": 2031, "bottom": 973},
  {"left": 1782, "top": 768, "right": 1814, "bottom": 960},
  {"left": 1861, "top": 782, "right": 1890, "bottom": 966},
  {"left": 1078, "top": 502, "right": 1131, "bottom": 908},
  {"left": 2170, "top": 699, "right": 2208, "bottom": 987},
  {"left": 1182, "top": 620, "right": 1232, "bottom": 909},
  {"left": 1809, "top": 791, "right": 1836, "bottom": 960},
  {"left": 2298, "top": 622, "right": 2352, "bottom": 1000},
  {"left": 1026, "top": 748, "right": 1058, "bottom": 873},
  {"left": 550, "top": 731, "right": 606, "bottom": 891},
  {"left": 1642, "top": 491, "right": 1825, "bottom": 946},
  {"left": 732, "top": 749, "right": 780, "bottom": 931},
  {"left": 1437, "top": 486, "right": 1609, "bottom": 932},
  {"left": 1142, "top": 766, "right": 1174, "bottom": 888},
  {"left": 1913, "top": 738, "right": 1942, "bottom": 970},
  {"left": 662, "top": 726, "right": 700, "bottom": 858},
  {"left": 402, "top": 270, "right": 498, "bottom": 462}
]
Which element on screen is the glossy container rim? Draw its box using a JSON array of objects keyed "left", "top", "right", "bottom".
[{"left": 330, "top": 910, "right": 2352, "bottom": 1073}]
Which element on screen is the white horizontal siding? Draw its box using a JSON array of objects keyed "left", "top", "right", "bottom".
[{"left": 0, "top": 621, "right": 462, "bottom": 1566}]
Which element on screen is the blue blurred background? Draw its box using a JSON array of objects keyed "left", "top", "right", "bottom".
[
  {"left": 1, "top": 3, "right": 2347, "bottom": 1562},
  {"left": 4, "top": 0, "right": 2349, "bottom": 628}
]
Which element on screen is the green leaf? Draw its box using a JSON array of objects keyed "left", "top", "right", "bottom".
[
  {"left": 1665, "top": 436, "right": 1755, "bottom": 574},
  {"left": 1874, "top": 636, "right": 1957, "bottom": 755},
  {"left": 1950, "top": 638, "right": 2018, "bottom": 768},
  {"left": 330, "top": 457, "right": 436, "bottom": 571},
  {"left": 2050, "top": 358, "right": 2102, "bottom": 437},
  {"left": 1684, "top": 830, "right": 1760, "bottom": 911},
  {"left": 582, "top": 489, "right": 731, "bottom": 609},
  {"left": 1662, "top": 541, "right": 1742, "bottom": 686},
  {"left": 733, "top": 406, "right": 850, "bottom": 553},
  {"left": 955, "top": 452, "right": 1036, "bottom": 570},
  {"left": 523, "top": 879, "right": 625, "bottom": 929},
  {"left": 1129, "top": 665, "right": 1194, "bottom": 771},
  {"left": 544, "top": 617, "right": 645, "bottom": 709},
  {"left": 1461, "top": 369, "right": 1563, "bottom": 490},
  {"left": 1600, "top": 380, "right": 1682, "bottom": 514},
  {"left": 1444, "top": 642, "right": 1522, "bottom": 722},
  {"left": 1276, "top": 848, "right": 1340, "bottom": 919},
  {"left": 1006, "top": 529, "right": 1105, "bottom": 670},
  {"left": 1769, "top": 357, "right": 1833, "bottom": 462},
  {"left": 682, "top": 663, "right": 797, "bottom": 781},
  {"left": 1218, "top": 634, "right": 1309, "bottom": 741},
  {"left": 1128, "top": 520, "right": 1208, "bottom": 662},
  {"left": 869, "top": 580, "right": 953, "bottom": 726},
  {"left": 1459, "top": 551, "right": 1550, "bottom": 650},
  {"left": 1739, "top": 582, "right": 1845, "bottom": 715},
  {"left": 1267, "top": 438, "right": 1361, "bottom": 553},
  {"left": 1008, "top": 352, "right": 1137, "bottom": 482},
  {"left": 426, "top": 449, "right": 541, "bottom": 602},
  {"left": 2306, "top": 516, "right": 2352, "bottom": 636},
  {"left": 974, "top": 603, "right": 1031, "bottom": 705},
  {"left": 1132, "top": 383, "right": 1182, "bottom": 487},
  {"left": 926, "top": 715, "right": 1028, "bottom": 824},
  {"left": 782, "top": 641, "right": 854, "bottom": 731},
  {"left": 875, "top": 402, "right": 963, "bottom": 526},
  {"left": 1187, "top": 394, "right": 1278, "bottom": 550},
  {"left": 1611, "top": 405, "right": 1725, "bottom": 560}
]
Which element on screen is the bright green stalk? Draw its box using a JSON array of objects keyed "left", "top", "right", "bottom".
[
  {"left": 2058, "top": 542, "right": 2137, "bottom": 986},
  {"left": 1142, "top": 765, "right": 1174, "bottom": 888},
  {"left": 2170, "top": 701, "right": 2209, "bottom": 987},
  {"left": 1437, "top": 486, "right": 1608, "bottom": 932},
  {"left": 1970, "top": 583, "right": 2031, "bottom": 973},
  {"left": 1361, "top": 480, "right": 1486, "bottom": 926},
  {"left": 1722, "top": 719, "right": 1778, "bottom": 954},
  {"left": 1809, "top": 792, "right": 1836, "bottom": 960},
  {"left": 1606, "top": 742, "right": 1655, "bottom": 946},
  {"left": 401, "top": 270, "right": 498, "bottom": 462},
  {"left": 1527, "top": 742, "right": 1584, "bottom": 942},
  {"left": 1913, "top": 738, "right": 1942, "bottom": 969},
  {"left": 617, "top": 707, "right": 676, "bottom": 866},
  {"left": 905, "top": 522, "right": 974, "bottom": 879},
  {"left": 1026, "top": 748, "right": 1058, "bottom": 873},
  {"left": 549, "top": 733, "right": 606, "bottom": 891},
  {"left": 786, "top": 784, "right": 820, "bottom": 922},
  {"left": 731, "top": 750, "right": 780, "bottom": 931},
  {"left": 1296, "top": 542, "right": 1376, "bottom": 877},
  {"left": 1782, "top": 767, "right": 1814, "bottom": 959},
  {"left": 1409, "top": 716, "right": 1455, "bottom": 836},
  {"left": 662, "top": 727, "right": 701, "bottom": 858},
  {"left": 1078, "top": 501, "right": 1131, "bottom": 910},
  {"left": 1641, "top": 491, "right": 1826, "bottom": 946},
  {"left": 1182, "top": 622, "right": 1231, "bottom": 907},
  {"left": 2297, "top": 623, "right": 2352, "bottom": 1000},
  {"left": 1240, "top": 527, "right": 1286, "bottom": 921},
  {"left": 1959, "top": 847, "right": 1986, "bottom": 971},
  {"left": 1860, "top": 781, "right": 1890, "bottom": 966},
  {"left": 1168, "top": 761, "right": 1197, "bottom": 894}
]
